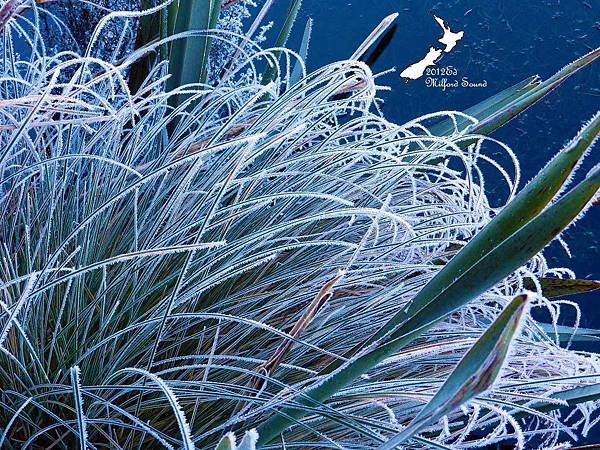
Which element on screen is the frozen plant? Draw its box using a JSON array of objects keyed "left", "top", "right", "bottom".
[{"left": 0, "top": 2, "right": 600, "bottom": 449}]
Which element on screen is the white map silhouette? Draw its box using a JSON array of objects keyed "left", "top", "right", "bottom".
[
  {"left": 400, "top": 47, "right": 443, "bottom": 80},
  {"left": 400, "top": 15, "right": 464, "bottom": 80},
  {"left": 434, "top": 15, "right": 464, "bottom": 52}
]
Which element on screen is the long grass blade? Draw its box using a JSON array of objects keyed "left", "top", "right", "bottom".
[
  {"left": 324, "top": 111, "right": 600, "bottom": 373},
  {"left": 524, "top": 277, "right": 600, "bottom": 298},
  {"left": 70, "top": 366, "right": 88, "bottom": 450}
]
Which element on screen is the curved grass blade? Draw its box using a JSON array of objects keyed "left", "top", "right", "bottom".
[
  {"left": 289, "top": 17, "right": 312, "bottom": 86},
  {"left": 378, "top": 294, "right": 529, "bottom": 449},
  {"left": 220, "top": 0, "right": 276, "bottom": 79},
  {"left": 0, "top": 397, "right": 32, "bottom": 448},
  {"left": 255, "top": 146, "right": 600, "bottom": 447},
  {"left": 323, "top": 112, "right": 600, "bottom": 374},
  {"left": 129, "top": 0, "right": 164, "bottom": 91},
  {"left": 262, "top": 0, "right": 302, "bottom": 86},
  {"left": 113, "top": 368, "right": 195, "bottom": 450}
]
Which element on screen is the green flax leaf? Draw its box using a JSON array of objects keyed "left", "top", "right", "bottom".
[
  {"left": 255, "top": 131, "right": 600, "bottom": 447},
  {"left": 524, "top": 277, "right": 600, "bottom": 298},
  {"left": 469, "top": 47, "right": 600, "bottom": 136},
  {"left": 289, "top": 17, "right": 313, "bottom": 86},
  {"left": 378, "top": 294, "right": 529, "bottom": 449},
  {"left": 262, "top": 0, "right": 302, "bottom": 86},
  {"left": 538, "top": 323, "right": 600, "bottom": 343},
  {"left": 324, "top": 112, "right": 600, "bottom": 375},
  {"left": 167, "top": 0, "right": 223, "bottom": 107},
  {"left": 430, "top": 47, "right": 599, "bottom": 138}
]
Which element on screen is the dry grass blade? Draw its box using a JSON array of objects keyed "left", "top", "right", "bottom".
[{"left": 259, "top": 271, "right": 345, "bottom": 378}]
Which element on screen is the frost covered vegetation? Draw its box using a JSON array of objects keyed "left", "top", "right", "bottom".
[{"left": 1, "top": 1, "right": 600, "bottom": 449}]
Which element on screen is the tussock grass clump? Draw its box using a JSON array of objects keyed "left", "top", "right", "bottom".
[{"left": 1, "top": 3, "right": 600, "bottom": 449}]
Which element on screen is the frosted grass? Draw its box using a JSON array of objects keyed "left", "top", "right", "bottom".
[{"left": 0, "top": 3, "right": 599, "bottom": 449}]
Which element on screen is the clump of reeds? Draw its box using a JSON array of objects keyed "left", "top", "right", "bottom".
[{"left": 1, "top": 2, "right": 600, "bottom": 449}]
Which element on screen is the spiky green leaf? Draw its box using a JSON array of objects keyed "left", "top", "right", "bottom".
[
  {"left": 262, "top": 0, "right": 302, "bottom": 85},
  {"left": 324, "top": 112, "right": 600, "bottom": 374},
  {"left": 430, "top": 75, "right": 539, "bottom": 137},
  {"left": 378, "top": 294, "right": 529, "bottom": 449},
  {"left": 289, "top": 17, "right": 312, "bottom": 85},
  {"left": 524, "top": 277, "right": 600, "bottom": 298},
  {"left": 431, "top": 47, "right": 599, "bottom": 138},
  {"left": 256, "top": 127, "right": 600, "bottom": 446},
  {"left": 469, "top": 47, "right": 600, "bottom": 136}
]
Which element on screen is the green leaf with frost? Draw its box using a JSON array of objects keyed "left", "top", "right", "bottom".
[
  {"left": 350, "top": 13, "right": 399, "bottom": 61},
  {"left": 256, "top": 119, "right": 600, "bottom": 446},
  {"left": 378, "top": 294, "right": 529, "bottom": 449},
  {"left": 167, "top": 0, "right": 223, "bottom": 105},
  {"left": 290, "top": 18, "right": 313, "bottom": 86},
  {"left": 323, "top": 111, "right": 600, "bottom": 375},
  {"left": 469, "top": 46, "right": 600, "bottom": 136},
  {"left": 262, "top": 0, "right": 302, "bottom": 85},
  {"left": 430, "top": 75, "right": 539, "bottom": 137},
  {"left": 538, "top": 323, "right": 600, "bottom": 343},
  {"left": 216, "top": 432, "right": 236, "bottom": 450},
  {"left": 431, "top": 47, "right": 600, "bottom": 138},
  {"left": 215, "top": 430, "right": 258, "bottom": 450},
  {"left": 523, "top": 277, "right": 600, "bottom": 298},
  {"left": 500, "top": 381, "right": 600, "bottom": 422}
]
